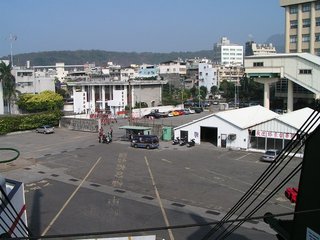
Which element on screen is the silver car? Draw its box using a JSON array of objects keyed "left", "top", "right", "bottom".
[
  {"left": 36, "top": 125, "right": 55, "bottom": 134},
  {"left": 261, "top": 149, "right": 280, "bottom": 162}
]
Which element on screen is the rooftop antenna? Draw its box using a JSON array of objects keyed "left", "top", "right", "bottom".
[{"left": 9, "top": 34, "right": 17, "bottom": 67}]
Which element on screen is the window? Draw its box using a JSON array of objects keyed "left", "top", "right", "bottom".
[
  {"left": 316, "top": 17, "right": 320, "bottom": 26},
  {"left": 302, "top": 3, "right": 311, "bottom": 12},
  {"left": 316, "top": 1, "right": 320, "bottom": 10},
  {"left": 290, "top": 5, "right": 298, "bottom": 14},
  {"left": 302, "top": 34, "right": 310, "bottom": 42},
  {"left": 253, "top": 62, "right": 264, "bottom": 67},
  {"left": 315, "top": 48, "right": 320, "bottom": 56},
  {"left": 299, "top": 69, "right": 312, "bottom": 74},
  {"left": 315, "top": 33, "right": 320, "bottom": 42},
  {"left": 290, "top": 20, "right": 298, "bottom": 29},
  {"left": 290, "top": 35, "right": 297, "bottom": 43},
  {"left": 303, "top": 19, "right": 311, "bottom": 28}
]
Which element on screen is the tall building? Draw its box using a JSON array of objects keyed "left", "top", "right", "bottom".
[
  {"left": 245, "top": 41, "right": 277, "bottom": 56},
  {"left": 213, "top": 37, "right": 243, "bottom": 66},
  {"left": 280, "top": 0, "right": 320, "bottom": 55}
]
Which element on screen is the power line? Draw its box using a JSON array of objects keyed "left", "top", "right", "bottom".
[
  {"left": 4, "top": 209, "right": 320, "bottom": 240},
  {"left": 201, "top": 109, "right": 320, "bottom": 240}
]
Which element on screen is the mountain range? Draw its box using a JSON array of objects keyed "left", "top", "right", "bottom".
[{"left": 1, "top": 34, "right": 284, "bottom": 67}]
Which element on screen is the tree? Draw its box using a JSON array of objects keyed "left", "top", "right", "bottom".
[
  {"left": 210, "top": 86, "right": 219, "bottom": 97},
  {"left": 17, "top": 90, "right": 64, "bottom": 113},
  {"left": 0, "top": 61, "right": 16, "bottom": 114},
  {"left": 219, "top": 80, "right": 235, "bottom": 100},
  {"left": 200, "top": 86, "right": 207, "bottom": 100}
]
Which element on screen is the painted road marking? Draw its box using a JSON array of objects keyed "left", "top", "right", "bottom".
[
  {"left": 41, "top": 156, "right": 102, "bottom": 236},
  {"left": 145, "top": 156, "right": 175, "bottom": 240},
  {"left": 161, "top": 159, "right": 172, "bottom": 164}
]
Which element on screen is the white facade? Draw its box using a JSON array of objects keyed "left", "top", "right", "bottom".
[
  {"left": 12, "top": 68, "right": 55, "bottom": 94},
  {"left": 213, "top": 37, "right": 244, "bottom": 66},
  {"left": 68, "top": 79, "right": 166, "bottom": 115},
  {"left": 159, "top": 60, "right": 187, "bottom": 75},
  {"left": 174, "top": 105, "right": 319, "bottom": 151},
  {"left": 198, "top": 62, "right": 218, "bottom": 94},
  {"left": 120, "top": 67, "right": 137, "bottom": 81}
]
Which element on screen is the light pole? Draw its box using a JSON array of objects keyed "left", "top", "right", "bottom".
[
  {"left": 9, "top": 34, "right": 17, "bottom": 67},
  {"left": 128, "top": 78, "right": 132, "bottom": 125}
]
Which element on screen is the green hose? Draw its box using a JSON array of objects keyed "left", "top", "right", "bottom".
[{"left": 0, "top": 148, "right": 20, "bottom": 163}]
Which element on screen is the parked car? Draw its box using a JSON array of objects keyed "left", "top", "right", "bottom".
[
  {"left": 285, "top": 187, "right": 298, "bottom": 203},
  {"left": 183, "top": 108, "right": 195, "bottom": 114},
  {"left": 131, "top": 135, "right": 159, "bottom": 149},
  {"left": 260, "top": 149, "right": 280, "bottom": 162},
  {"left": 36, "top": 125, "right": 55, "bottom": 134}
]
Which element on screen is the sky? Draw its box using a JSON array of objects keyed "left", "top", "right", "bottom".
[{"left": 0, "top": 0, "right": 284, "bottom": 57}]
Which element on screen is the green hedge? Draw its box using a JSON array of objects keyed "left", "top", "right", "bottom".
[{"left": 0, "top": 111, "right": 63, "bottom": 135}]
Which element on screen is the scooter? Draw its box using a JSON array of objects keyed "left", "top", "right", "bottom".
[
  {"left": 187, "top": 139, "right": 195, "bottom": 148},
  {"left": 102, "top": 134, "right": 112, "bottom": 144},
  {"left": 172, "top": 137, "right": 180, "bottom": 145},
  {"left": 179, "top": 137, "right": 187, "bottom": 146}
]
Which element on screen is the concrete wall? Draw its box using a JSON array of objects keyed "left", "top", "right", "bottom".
[{"left": 60, "top": 116, "right": 98, "bottom": 132}]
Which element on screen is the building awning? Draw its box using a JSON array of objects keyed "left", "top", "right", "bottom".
[{"left": 119, "top": 125, "right": 152, "bottom": 131}]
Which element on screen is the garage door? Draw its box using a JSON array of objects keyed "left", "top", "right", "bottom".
[{"left": 200, "top": 127, "right": 218, "bottom": 146}]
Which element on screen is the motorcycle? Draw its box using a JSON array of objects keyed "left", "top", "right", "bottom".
[
  {"left": 102, "top": 134, "right": 112, "bottom": 144},
  {"left": 179, "top": 136, "right": 187, "bottom": 146},
  {"left": 172, "top": 137, "right": 180, "bottom": 145},
  {"left": 187, "top": 139, "right": 195, "bottom": 148}
]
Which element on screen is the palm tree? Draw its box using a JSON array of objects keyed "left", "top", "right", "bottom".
[{"left": 0, "top": 61, "right": 16, "bottom": 114}]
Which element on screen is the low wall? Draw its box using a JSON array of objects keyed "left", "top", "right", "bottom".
[{"left": 60, "top": 116, "right": 98, "bottom": 132}]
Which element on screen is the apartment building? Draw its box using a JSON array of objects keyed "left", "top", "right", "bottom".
[
  {"left": 213, "top": 37, "right": 244, "bottom": 66},
  {"left": 280, "top": 0, "right": 320, "bottom": 55}
]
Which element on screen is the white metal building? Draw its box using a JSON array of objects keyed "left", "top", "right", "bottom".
[{"left": 174, "top": 105, "right": 319, "bottom": 151}]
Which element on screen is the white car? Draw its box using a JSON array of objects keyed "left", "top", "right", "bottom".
[
  {"left": 261, "top": 149, "right": 280, "bottom": 162},
  {"left": 36, "top": 125, "right": 55, "bottom": 134}
]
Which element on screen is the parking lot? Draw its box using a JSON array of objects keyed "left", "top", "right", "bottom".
[{"left": 0, "top": 123, "right": 301, "bottom": 239}]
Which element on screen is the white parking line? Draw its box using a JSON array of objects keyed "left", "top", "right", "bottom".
[
  {"left": 235, "top": 153, "right": 251, "bottom": 161},
  {"left": 145, "top": 156, "right": 175, "bottom": 240},
  {"left": 161, "top": 158, "right": 172, "bottom": 164},
  {"left": 41, "top": 156, "right": 102, "bottom": 236}
]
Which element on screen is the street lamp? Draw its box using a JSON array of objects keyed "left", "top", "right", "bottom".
[
  {"left": 9, "top": 34, "right": 17, "bottom": 67},
  {"left": 128, "top": 78, "right": 132, "bottom": 125}
]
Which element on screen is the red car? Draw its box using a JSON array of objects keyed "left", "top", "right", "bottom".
[{"left": 285, "top": 187, "right": 298, "bottom": 203}]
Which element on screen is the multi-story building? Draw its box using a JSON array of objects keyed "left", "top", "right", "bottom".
[
  {"left": 245, "top": 41, "right": 277, "bottom": 56},
  {"left": 159, "top": 60, "right": 187, "bottom": 75},
  {"left": 0, "top": 63, "right": 55, "bottom": 114},
  {"left": 198, "top": 61, "right": 218, "bottom": 95},
  {"left": 213, "top": 37, "right": 243, "bottom": 66},
  {"left": 137, "top": 64, "right": 159, "bottom": 79},
  {"left": 159, "top": 60, "right": 187, "bottom": 89},
  {"left": 280, "top": 0, "right": 320, "bottom": 55},
  {"left": 67, "top": 78, "right": 167, "bottom": 115}
]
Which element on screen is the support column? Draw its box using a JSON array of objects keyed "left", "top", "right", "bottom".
[
  {"left": 254, "top": 78, "right": 279, "bottom": 110},
  {"left": 285, "top": 6, "right": 290, "bottom": 53},
  {"left": 91, "top": 86, "right": 95, "bottom": 113},
  {"left": 264, "top": 82, "right": 271, "bottom": 110},
  {"left": 72, "top": 86, "right": 76, "bottom": 98},
  {"left": 102, "top": 85, "right": 106, "bottom": 112},
  {"left": 287, "top": 80, "right": 293, "bottom": 113}
]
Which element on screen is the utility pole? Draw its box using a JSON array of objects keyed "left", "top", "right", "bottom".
[
  {"left": 128, "top": 78, "right": 132, "bottom": 125},
  {"left": 9, "top": 34, "right": 17, "bottom": 67}
]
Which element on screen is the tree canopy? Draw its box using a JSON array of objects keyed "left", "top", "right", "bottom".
[{"left": 17, "top": 90, "right": 64, "bottom": 113}]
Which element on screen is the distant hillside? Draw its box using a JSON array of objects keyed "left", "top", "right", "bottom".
[
  {"left": 265, "top": 34, "right": 285, "bottom": 53},
  {"left": 1, "top": 50, "right": 214, "bottom": 67}
]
